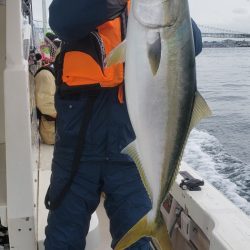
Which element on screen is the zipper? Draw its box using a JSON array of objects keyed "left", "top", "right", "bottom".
[{"left": 90, "top": 31, "right": 106, "bottom": 70}]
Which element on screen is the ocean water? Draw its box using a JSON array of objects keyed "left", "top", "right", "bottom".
[{"left": 183, "top": 47, "right": 250, "bottom": 216}]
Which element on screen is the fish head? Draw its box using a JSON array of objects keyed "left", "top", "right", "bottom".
[
  {"left": 131, "top": 0, "right": 192, "bottom": 75},
  {"left": 133, "top": 0, "right": 188, "bottom": 29}
]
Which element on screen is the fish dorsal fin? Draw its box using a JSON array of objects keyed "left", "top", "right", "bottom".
[
  {"left": 189, "top": 91, "right": 212, "bottom": 132},
  {"left": 162, "top": 91, "right": 212, "bottom": 199},
  {"left": 122, "top": 141, "right": 153, "bottom": 200},
  {"left": 147, "top": 31, "right": 161, "bottom": 76},
  {"left": 105, "top": 39, "right": 127, "bottom": 67}
]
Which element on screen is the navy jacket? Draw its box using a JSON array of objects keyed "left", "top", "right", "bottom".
[
  {"left": 49, "top": 0, "right": 127, "bottom": 42},
  {"left": 49, "top": 0, "right": 203, "bottom": 161}
]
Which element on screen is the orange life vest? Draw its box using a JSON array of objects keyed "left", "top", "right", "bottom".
[
  {"left": 60, "top": 2, "right": 130, "bottom": 93},
  {"left": 62, "top": 18, "right": 124, "bottom": 88}
]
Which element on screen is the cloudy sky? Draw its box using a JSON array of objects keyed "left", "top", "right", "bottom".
[
  {"left": 33, "top": 0, "right": 250, "bottom": 33},
  {"left": 189, "top": 0, "right": 250, "bottom": 33}
]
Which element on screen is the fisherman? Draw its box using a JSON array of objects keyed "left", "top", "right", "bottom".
[
  {"left": 34, "top": 32, "right": 60, "bottom": 145},
  {"left": 44, "top": 0, "right": 203, "bottom": 249}
]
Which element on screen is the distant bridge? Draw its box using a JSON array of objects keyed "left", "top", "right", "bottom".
[
  {"left": 202, "top": 33, "right": 250, "bottom": 38},
  {"left": 199, "top": 25, "right": 250, "bottom": 39}
]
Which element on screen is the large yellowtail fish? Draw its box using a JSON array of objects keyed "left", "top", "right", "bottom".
[{"left": 107, "top": 0, "right": 212, "bottom": 249}]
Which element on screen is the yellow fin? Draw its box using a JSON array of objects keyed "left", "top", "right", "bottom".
[
  {"left": 189, "top": 91, "right": 212, "bottom": 131},
  {"left": 114, "top": 215, "right": 172, "bottom": 250},
  {"left": 105, "top": 39, "right": 126, "bottom": 67},
  {"left": 151, "top": 220, "right": 172, "bottom": 250},
  {"left": 121, "top": 141, "right": 152, "bottom": 200},
  {"left": 164, "top": 91, "right": 212, "bottom": 195}
]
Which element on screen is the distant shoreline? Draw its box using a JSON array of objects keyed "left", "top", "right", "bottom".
[{"left": 203, "top": 39, "right": 250, "bottom": 48}]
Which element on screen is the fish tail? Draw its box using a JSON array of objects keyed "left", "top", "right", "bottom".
[{"left": 114, "top": 215, "right": 172, "bottom": 250}]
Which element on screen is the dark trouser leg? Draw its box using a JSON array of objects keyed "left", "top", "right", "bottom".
[
  {"left": 102, "top": 161, "right": 153, "bottom": 249},
  {"left": 44, "top": 160, "right": 101, "bottom": 250}
]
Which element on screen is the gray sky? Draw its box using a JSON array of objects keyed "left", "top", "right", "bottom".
[
  {"left": 189, "top": 0, "right": 250, "bottom": 33},
  {"left": 33, "top": 0, "right": 250, "bottom": 33}
]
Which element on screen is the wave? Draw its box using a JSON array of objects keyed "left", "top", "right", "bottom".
[
  {"left": 222, "top": 84, "right": 250, "bottom": 88},
  {"left": 183, "top": 129, "right": 250, "bottom": 216}
]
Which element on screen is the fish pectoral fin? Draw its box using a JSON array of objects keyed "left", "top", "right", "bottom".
[
  {"left": 189, "top": 91, "right": 212, "bottom": 130},
  {"left": 114, "top": 215, "right": 172, "bottom": 250},
  {"left": 105, "top": 39, "right": 127, "bottom": 67},
  {"left": 147, "top": 31, "right": 161, "bottom": 76},
  {"left": 122, "top": 141, "right": 152, "bottom": 200}
]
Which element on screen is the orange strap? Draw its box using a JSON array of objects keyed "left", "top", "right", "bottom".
[{"left": 118, "top": 84, "right": 124, "bottom": 103}]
